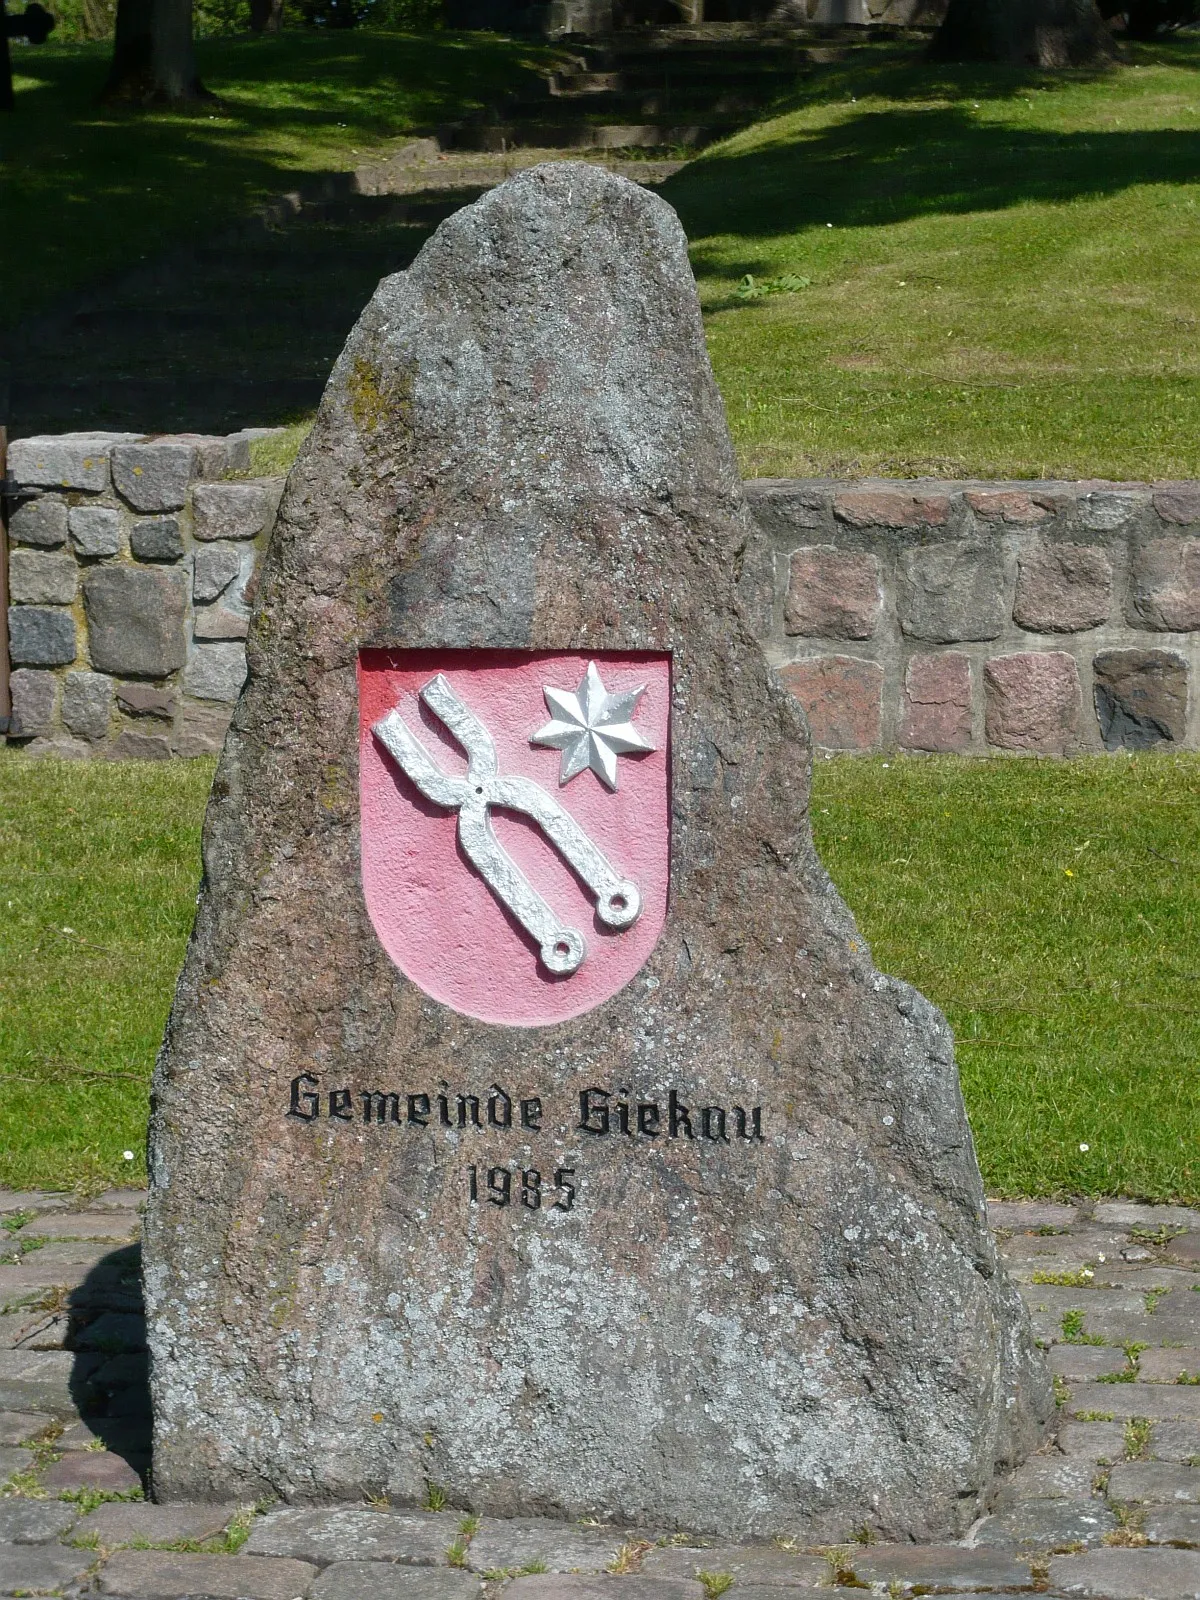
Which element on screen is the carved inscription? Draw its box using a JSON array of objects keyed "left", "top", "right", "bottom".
[{"left": 286, "top": 1075, "right": 766, "bottom": 1214}]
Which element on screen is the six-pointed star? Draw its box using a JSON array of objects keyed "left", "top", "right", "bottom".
[{"left": 531, "top": 660, "right": 655, "bottom": 791}]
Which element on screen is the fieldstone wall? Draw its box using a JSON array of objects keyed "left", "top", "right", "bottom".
[
  {"left": 748, "top": 478, "right": 1200, "bottom": 755},
  {"left": 5, "top": 450, "right": 1199, "bottom": 758},
  {"left": 3, "top": 431, "right": 284, "bottom": 759}
]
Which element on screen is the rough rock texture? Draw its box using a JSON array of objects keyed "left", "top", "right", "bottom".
[
  {"left": 1012, "top": 543, "right": 1112, "bottom": 633},
  {"left": 7, "top": 606, "right": 77, "bottom": 667},
  {"left": 778, "top": 655, "right": 884, "bottom": 750},
  {"left": 83, "top": 568, "right": 188, "bottom": 677},
  {"left": 784, "top": 547, "right": 882, "bottom": 639},
  {"left": 984, "top": 651, "right": 1082, "bottom": 753},
  {"left": 1093, "top": 649, "right": 1188, "bottom": 749},
  {"left": 9, "top": 495, "right": 69, "bottom": 548},
  {"left": 145, "top": 163, "right": 1049, "bottom": 1538},
  {"left": 8, "top": 670, "right": 58, "bottom": 738},
  {"left": 69, "top": 503, "right": 122, "bottom": 557},
  {"left": 896, "top": 541, "right": 1006, "bottom": 642},
  {"left": 900, "top": 653, "right": 972, "bottom": 753}
]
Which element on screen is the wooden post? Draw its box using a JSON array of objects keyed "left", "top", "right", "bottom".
[{"left": 0, "top": 424, "right": 10, "bottom": 736}]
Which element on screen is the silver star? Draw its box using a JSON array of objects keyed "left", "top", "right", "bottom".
[{"left": 531, "top": 660, "right": 656, "bottom": 791}]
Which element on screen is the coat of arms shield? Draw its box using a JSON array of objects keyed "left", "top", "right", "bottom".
[{"left": 359, "top": 650, "right": 670, "bottom": 1026}]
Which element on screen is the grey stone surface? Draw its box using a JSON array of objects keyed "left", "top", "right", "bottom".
[
  {"left": 144, "top": 162, "right": 1050, "bottom": 1538},
  {"left": 62, "top": 671, "right": 115, "bottom": 741},
  {"left": 313, "top": 1565, "right": 485, "bottom": 1600},
  {"left": 1068, "top": 1385, "right": 1200, "bottom": 1423},
  {"left": 0, "top": 1543, "right": 95, "bottom": 1592},
  {"left": 1092, "top": 1205, "right": 1200, "bottom": 1230},
  {"left": 505, "top": 1581, "right": 704, "bottom": 1600},
  {"left": 193, "top": 543, "right": 243, "bottom": 602},
  {"left": 111, "top": 442, "right": 197, "bottom": 512},
  {"left": 0, "top": 1414, "right": 52, "bottom": 1446},
  {"left": 20, "top": 1211, "right": 139, "bottom": 1240},
  {"left": 1047, "top": 1546, "right": 1200, "bottom": 1598},
  {"left": 7, "top": 606, "right": 77, "bottom": 666},
  {"left": 469, "top": 1521, "right": 633, "bottom": 1573},
  {"left": 193, "top": 604, "right": 250, "bottom": 641},
  {"left": 988, "top": 1201, "right": 1078, "bottom": 1230},
  {"left": 83, "top": 567, "right": 187, "bottom": 677},
  {"left": 1079, "top": 491, "right": 1144, "bottom": 532},
  {"left": 1151, "top": 1424, "right": 1200, "bottom": 1464},
  {"left": 1058, "top": 1422, "right": 1128, "bottom": 1462},
  {"left": 192, "top": 480, "right": 271, "bottom": 540},
  {"left": 75, "top": 1310, "right": 146, "bottom": 1349},
  {"left": 1049, "top": 1346, "right": 1129, "bottom": 1382},
  {"left": 130, "top": 516, "right": 183, "bottom": 563},
  {"left": 0, "top": 1445, "right": 33, "bottom": 1479},
  {"left": 7, "top": 669, "right": 57, "bottom": 738},
  {"left": 1139, "top": 1350, "right": 1200, "bottom": 1384},
  {"left": 972, "top": 1497, "right": 1118, "bottom": 1550},
  {"left": 642, "top": 1546, "right": 828, "bottom": 1584},
  {"left": 41, "top": 1448, "right": 142, "bottom": 1491},
  {"left": 9, "top": 494, "right": 68, "bottom": 547},
  {"left": 170, "top": 700, "right": 233, "bottom": 757},
  {"left": 896, "top": 541, "right": 1006, "bottom": 642},
  {"left": 245, "top": 1507, "right": 459, "bottom": 1565},
  {"left": 182, "top": 641, "right": 247, "bottom": 702},
  {"left": 994, "top": 1455, "right": 1100, "bottom": 1505},
  {"left": 9, "top": 432, "right": 135, "bottom": 492},
  {"left": 0, "top": 1499, "right": 78, "bottom": 1541},
  {"left": 116, "top": 683, "right": 177, "bottom": 720},
  {"left": 75, "top": 1502, "right": 239, "bottom": 1547},
  {"left": 846, "top": 1546, "right": 1032, "bottom": 1589},
  {"left": 69, "top": 503, "right": 123, "bottom": 557},
  {"left": 98, "top": 1549, "right": 318, "bottom": 1597},
  {"left": 1145, "top": 1507, "right": 1200, "bottom": 1547},
  {"left": 110, "top": 730, "right": 173, "bottom": 761},
  {"left": 1109, "top": 1465, "right": 1200, "bottom": 1504},
  {"left": 1094, "top": 650, "right": 1189, "bottom": 750},
  {"left": 8, "top": 550, "right": 77, "bottom": 605}
]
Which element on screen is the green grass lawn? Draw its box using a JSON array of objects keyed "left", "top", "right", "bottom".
[
  {"left": 0, "top": 751, "right": 1194, "bottom": 1201},
  {"left": 664, "top": 37, "right": 1200, "bottom": 479},
  {"left": 0, "top": 29, "right": 561, "bottom": 325}
]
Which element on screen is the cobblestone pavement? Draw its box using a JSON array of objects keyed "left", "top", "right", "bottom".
[{"left": 0, "top": 1190, "right": 1197, "bottom": 1598}]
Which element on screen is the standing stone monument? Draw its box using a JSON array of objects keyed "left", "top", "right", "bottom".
[{"left": 145, "top": 163, "right": 1050, "bottom": 1538}]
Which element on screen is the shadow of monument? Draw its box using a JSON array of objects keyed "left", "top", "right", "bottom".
[{"left": 67, "top": 1244, "right": 152, "bottom": 1487}]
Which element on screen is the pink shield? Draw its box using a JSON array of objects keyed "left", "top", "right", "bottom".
[{"left": 359, "top": 650, "right": 671, "bottom": 1027}]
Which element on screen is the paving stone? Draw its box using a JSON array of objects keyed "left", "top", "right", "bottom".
[
  {"left": 8, "top": 605, "right": 77, "bottom": 666},
  {"left": 1145, "top": 1508, "right": 1200, "bottom": 1547},
  {"left": 91, "top": 1191, "right": 145, "bottom": 1214},
  {"left": 98, "top": 1549, "right": 318, "bottom": 1597},
  {"left": 1166, "top": 1238, "right": 1200, "bottom": 1268},
  {"left": 1153, "top": 485, "right": 1200, "bottom": 525},
  {"left": 1004, "top": 1228, "right": 1129, "bottom": 1263},
  {"left": 245, "top": 1506, "right": 459, "bottom": 1565},
  {"left": 842, "top": 1547, "right": 1032, "bottom": 1589},
  {"left": 1014, "top": 542, "right": 1112, "bottom": 632},
  {"left": 76, "top": 1312, "right": 146, "bottom": 1351},
  {"left": 1139, "top": 1351, "right": 1200, "bottom": 1384},
  {"left": 171, "top": 700, "right": 233, "bottom": 757},
  {"left": 0, "top": 1194, "right": 70, "bottom": 1217},
  {"left": 1087, "top": 1269, "right": 1196, "bottom": 1294},
  {"left": 29, "top": 1238, "right": 127, "bottom": 1272},
  {"left": 1093, "top": 650, "right": 1188, "bottom": 750},
  {"left": 505, "top": 1580, "right": 703, "bottom": 1600},
  {"left": 69, "top": 503, "right": 123, "bottom": 557},
  {"left": 972, "top": 1497, "right": 1118, "bottom": 1550},
  {"left": 59, "top": 1417, "right": 151, "bottom": 1459},
  {"left": 0, "top": 1542, "right": 95, "bottom": 1592},
  {"left": 1109, "top": 1464, "right": 1200, "bottom": 1504},
  {"left": 83, "top": 567, "right": 188, "bottom": 677},
  {"left": 111, "top": 442, "right": 197, "bottom": 513},
  {"left": 1128, "top": 540, "right": 1200, "bottom": 632},
  {"left": 897, "top": 540, "right": 1006, "bottom": 642},
  {"left": 8, "top": 549, "right": 77, "bottom": 605},
  {"left": 0, "top": 1498, "right": 78, "bottom": 1542},
  {"left": 0, "top": 1377, "right": 78, "bottom": 1419},
  {"left": 62, "top": 670, "right": 114, "bottom": 741},
  {"left": 75, "top": 1502, "right": 240, "bottom": 1547},
  {"left": 0, "top": 1445, "right": 34, "bottom": 1479},
  {"left": 92, "top": 1352, "right": 149, "bottom": 1391},
  {"left": 183, "top": 641, "right": 247, "bottom": 703},
  {"left": 1047, "top": 1546, "right": 1200, "bottom": 1598},
  {"left": 1059, "top": 1422, "right": 1130, "bottom": 1461},
  {"left": 469, "top": 1521, "right": 636, "bottom": 1574},
  {"left": 1150, "top": 1423, "right": 1200, "bottom": 1463},
  {"left": 1050, "top": 1347, "right": 1130, "bottom": 1382},
  {"left": 7, "top": 669, "right": 57, "bottom": 738},
  {"left": 115, "top": 683, "right": 176, "bottom": 720},
  {"left": 192, "top": 481, "right": 271, "bottom": 541},
  {"left": 995, "top": 1455, "right": 1103, "bottom": 1505},
  {"left": 0, "top": 1412, "right": 53, "bottom": 1445},
  {"left": 41, "top": 1449, "right": 142, "bottom": 1491},
  {"left": 9, "top": 494, "right": 69, "bottom": 547},
  {"left": 312, "top": 1565, "right": 484, "bottom": 1600},
  {"left": 193, "top": 543, "right": 243, "bottom": 603},
  {"left": 0, "top": 1350, "right": 72, "bottom": 1383},
  {"left": 984, "top": 650, "right": 1082, "bottom": 753},
  {"left": 965, "top": 489, "right": 1054, "bottom": 524},
  {"left": 779, "top": 655, "right": 883, "bottom": 750},
  {"left": 20, "top": 1213, "right": 139, "bottom": 1242},
  {"left": 1068, "top": 1384, "right": 1200, "bottom": 1422},
  {"left": 1022, "top": 1287, "right": 1147, "bottom": 1318},
  {"left": 833, "top": 489, "right": 950, "bottom": 528},
  {"left": 1094, "top": 1206, "right": 1200, "bottom": 1231},
  {"left": 900, "top": 651, "right": 972, "bottom": 752},
  {"left": 784, "top": 546, "right": 882, "bottom": 639},
  {"left": 130, "top": 516, "right": 183, "bottom": 562},
  {"left": 989, "top": 1202, "right": 1080, "bottom": 1232},
  {"left": 642, "top": 1546, "right": 828, "bottom": 1585}
]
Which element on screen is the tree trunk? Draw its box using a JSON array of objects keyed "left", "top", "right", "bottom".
[
  {"left": 103, "top": 0, "right": 208, "bottom": 103},
  {"left": 249, "top": 0, "right": 284, "bottom": 31},
  {"left": 931, "top": 0, "right": 1117, "bottom": 65}
]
